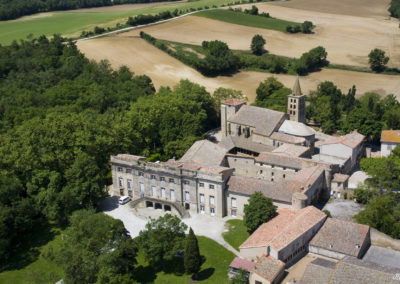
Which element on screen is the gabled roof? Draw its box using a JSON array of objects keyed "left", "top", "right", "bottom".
[
  {"left": 310, "top": 218, "right": 370, "bottom": 258},
  {"left": 219, "top": 136, "right": 274, "bottom": 154},
  {"left": 229, "top": 257, "right": 256, "bottom": 272},
  {"left": 319, "top": 131, "right": 365, "bottom": 149},
  {"left": 256, "top": 152, "right": 304, "bottom": 169},
  {"left": 226, "top": 175, "right": 295, "bottom": 203},
  {"left": 299, "top": 258, "right": 336, "bottom": 284},
  {"left": 228, "top": 105, "right": 285, "bottom": 137},
  {"left": 331, "top": 256, "right": 399, "bottom": 284},
  {"left": 270, "top": 132, "right": 306, "bottom": 144},
  {"left": 381, "top": 130, "right": 400, "bottom": 143},
  {"left": 180, "top": 140, "right": 227, "bottom": 166},
  {"left": 251, "top": 255, "right": 285, "bottom": 282},
  {"left": 272, "top": 143, "right": 309, "bottom": 157},
  {"left": 240, "top": 206, "right": 327, "bottom": 251},
  {"left": 301, "top": 256, "right": 400, "bottom": 284},
  {"left": 222, "top": 99, "right": 247, "bottom": 106}
]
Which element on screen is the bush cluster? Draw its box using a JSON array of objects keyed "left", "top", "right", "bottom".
[{"left": 286, "top": 21, "right": 313, "bottom": 33}]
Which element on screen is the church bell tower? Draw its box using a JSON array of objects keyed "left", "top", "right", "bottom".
[{"left": 288, "top": 76, "right": 306, "bottom": 123}]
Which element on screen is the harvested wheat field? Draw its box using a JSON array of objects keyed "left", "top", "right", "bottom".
[
  {"left": 120, "top": 3, "right": 400, "bottom": 69},
  {"left": 268, "top": 0, "right": 391, "bottom": 18},
  {"left": 77, "top": 36, "right": 400, "bottom": 101}
]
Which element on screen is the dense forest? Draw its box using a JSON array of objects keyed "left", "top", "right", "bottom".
[
  {"left": 389, "top": 0, "right": 400, "bottom": 18},
  {"left": 0, "top": 35, "right": 219, "bottom": 267},
  {"left": 0, "top": 0, "right": 179, "bottom": 20}
]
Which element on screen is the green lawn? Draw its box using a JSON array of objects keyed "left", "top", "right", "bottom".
[
  {"left": 195, "top": 9, "right": 300, "bottom": 32},
  {"left": 0, "top": 222, "right": 64, "bottom": 284},
  {"left": 0, "top": 0, "right": 236, "bottom": 45},
  {"left": 134, "top": 236, "right": 236, "bottom": 283},
  {"left": 223, "top": 219, "right": 250, "bottom": 251}
]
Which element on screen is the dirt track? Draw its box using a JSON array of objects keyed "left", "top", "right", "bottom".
[{"left": 77, "top": 36, "right": 400, "bottom": 101}]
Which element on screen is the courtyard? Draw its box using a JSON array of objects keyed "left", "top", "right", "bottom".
[{"left": 100, "top": 196, "right": 239, "bottom": 255}]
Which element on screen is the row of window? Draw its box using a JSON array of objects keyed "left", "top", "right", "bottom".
[
  {"left": 118, "top": 170, "right": 216, "bottom": 188},
  {"left": 199, "top": 194, "right": 215, "bottom": 206},
  {"left": 289, "top": 110, "right": 296, "bottom": 115},
  {"left": 283, "top": 244, "right": 305, "bottom": 263}
]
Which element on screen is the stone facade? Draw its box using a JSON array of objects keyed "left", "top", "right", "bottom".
[{"left": 111, "top": 154, "right": 232, "bottom": 217}]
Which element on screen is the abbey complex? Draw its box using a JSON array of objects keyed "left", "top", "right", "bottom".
[{"left": 110, "top": 78, "right": 365, "bottom": 218}]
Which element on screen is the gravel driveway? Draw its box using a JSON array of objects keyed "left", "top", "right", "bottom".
[{"left": 100, "top": 197, "right": 239, "bottom": 256}]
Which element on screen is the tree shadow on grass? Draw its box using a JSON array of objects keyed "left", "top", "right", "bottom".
[
  {"left": 133, "top": 264, "right": 157, "bottom": 284},
  {"left": 1, "top": 220, "right": 56, "bottom": 272},
  {"left": 191, "top": 268, "right": 215, "bottom": 281}
]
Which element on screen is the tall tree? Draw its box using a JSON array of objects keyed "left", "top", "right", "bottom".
[
  {"left": 137, "top": 214, "right": 187, "bottom": 267},
  {"left": 184, "top": 227, "right": 202, "bottom": 274},
  {"left": 368, "top": 48, "right": 389, "bottom": 72},
  {"left": 243, "top": 192, "right": 277, "bottom": 233},
  {"left": 250, "top": 34, "right": 266, "bottom": 56}
]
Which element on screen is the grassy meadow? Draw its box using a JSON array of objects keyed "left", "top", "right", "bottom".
[
  {"left": 0, "top": 0, "right": 238, "bottom": 45},
  {"left": 195, "top": 9, "right": 300, "bottom": 32}
]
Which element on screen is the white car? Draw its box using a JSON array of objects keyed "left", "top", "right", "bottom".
[{"left": 118, "top": 196, "right": 131, "bottom": 205}]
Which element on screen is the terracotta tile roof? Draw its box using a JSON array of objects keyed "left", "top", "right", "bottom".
[
  {"left": 226, "top": 175, "right": 296, "bottom": 203},
  {"left": 310, "top": 218, "right": 370, "bottom": 258},
  {"left": 330, "top": 256, "right": 400, "bottom": 284},
  {"left": 229, "top": 257, "right": 256, "bottom": 272},
  {"left": 301, "top": 256, "right": 400, "bottom": 284},
  {"left": 332, "top": 173, "right": 349, "bottom": 183},
  {"left": 299, "top": 258, "right": 336, "bottom": 284},
  {"left": 228, "top": 105, "right": 285, "bottom": 137},
  {"left": 381, "top": 130, "right": 400, "bottom": 143},
  {"left": 256, "top": 152, "right": 304, "bottom": 169},
  {"left": 272, "top": 143, "right": 309, "bottom": 157},
  {"left": 319, "top": 131, "right": 364, "bottom": 149},
  {"left": 270, "top": 132, "right": 306, "bottom": 144},
  {"left": 222, "top": 99, "right": 247, "bottom": 106},
  {"left": 289, "top": 166, "right": 325, "bottom": 192},
  {"left": 240, "top": 206, "right": 327, "bottom": 251},
  {"left": 180, "top": 140, "right": 227, "bottom": 166},
  {"left": 251, "top": 255, "right": 285, "bottom": 282}
]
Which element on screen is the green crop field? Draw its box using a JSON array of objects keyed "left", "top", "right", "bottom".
[
  {"left": 0, "top": 0, "right": 237, "bottom": 45},
  {"left": 195, "top": 9, "right": 300, "bottom": 32}
]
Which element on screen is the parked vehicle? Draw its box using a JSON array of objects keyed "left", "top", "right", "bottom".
[{"left": 119, "top": 196, "right": 131, "bottom": 205}]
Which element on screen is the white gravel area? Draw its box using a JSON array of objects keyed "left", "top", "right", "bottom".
[
  {"left": 100, "top": 197, "right": 239, "bottom": 255},
  {"left": 322, "top": 199, "right": 364, "bottom": 222}
]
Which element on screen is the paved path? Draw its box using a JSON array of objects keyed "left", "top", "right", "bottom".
[{"left": 100, "top": 197, "right": 240, "bottom": 256}]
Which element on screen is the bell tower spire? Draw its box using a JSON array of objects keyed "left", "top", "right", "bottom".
[{"left": 288, "top": 76, "right": 306, "bottom": 123}]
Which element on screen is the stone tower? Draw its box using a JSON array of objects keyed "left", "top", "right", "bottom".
[
  {"left": 221, "top": 99, "right": 246, "bottom": 138},
  {"left": 288, "top": 76, "right": 306, "bottom": 123}
]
